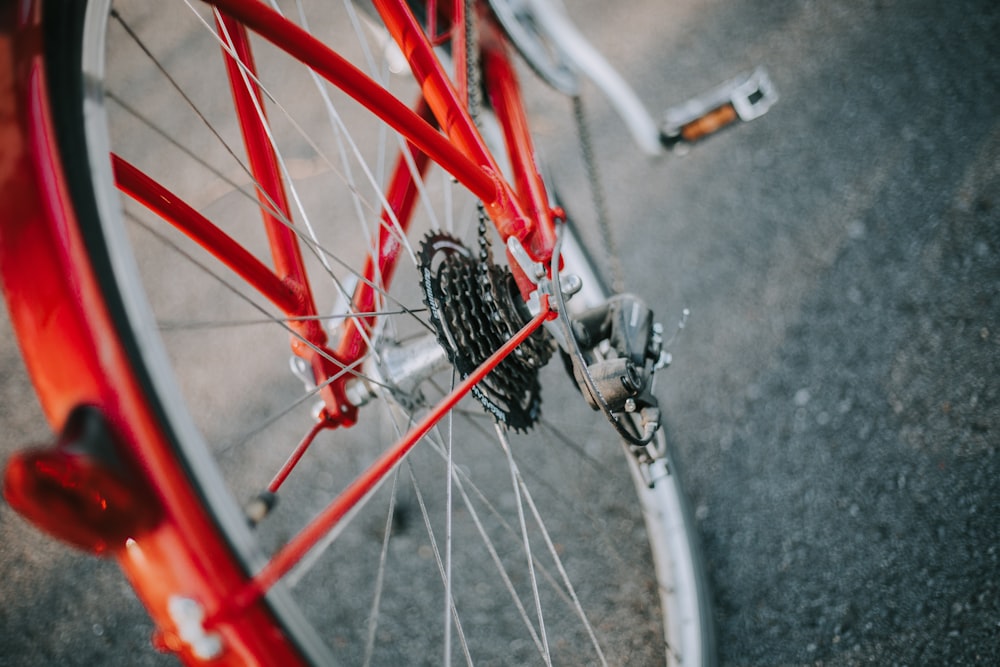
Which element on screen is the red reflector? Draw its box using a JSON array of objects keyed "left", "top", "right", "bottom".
[{"left": 2, "top": 407, "right": 160, "bottom": 554}]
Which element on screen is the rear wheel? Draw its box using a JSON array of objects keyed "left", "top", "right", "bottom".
[{"left": 44, "top": 0, "right": 714, "bottom": 664}]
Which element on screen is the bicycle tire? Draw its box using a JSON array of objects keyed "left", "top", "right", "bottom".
[{"left": 3, "top": 0, "right": 714, "bottom": 664}]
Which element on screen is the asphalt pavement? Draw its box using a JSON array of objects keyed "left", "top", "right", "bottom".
[{"left": 1, "top": 0, "right": 998, "bottom": 665}]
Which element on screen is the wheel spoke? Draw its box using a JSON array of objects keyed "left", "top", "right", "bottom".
[
  {"left": 497, "top": 423, "right": 552, "bottom": 666},
  {"left": 363, "top": 466, "right": 401, "bottom": 667},
  {"left": 429, "top": 426, "right": 549, "bottom": 660},
  {"left": 508, "top": 436, "right": 609, "bottom": 666},
  {"left": 443, "top": 373, "right": 456, "bottom": 667},
  {"left": 405, "top": 462, "right": 473, "bottom": 666},
  {"left": 154, "top": 309, "right": 424, "bottom": 332}
]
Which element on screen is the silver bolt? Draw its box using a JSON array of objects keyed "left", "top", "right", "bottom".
[
  {"left": 344, "top": 377, "right": 376, "bottom": 408},
  {"left": 560, "top": 274, "right": 583, "bottom": 299},
  {"left": 168, "top": 597, "right": 223, "bottom": 661}
]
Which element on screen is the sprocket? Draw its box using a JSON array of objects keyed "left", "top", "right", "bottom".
[{"left": 418, "top": 231, "right": 552, "bottom": 431}]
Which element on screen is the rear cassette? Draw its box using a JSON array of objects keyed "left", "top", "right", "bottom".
[{"left": 418, "top": 231, "right": 552, "bottom": 431}]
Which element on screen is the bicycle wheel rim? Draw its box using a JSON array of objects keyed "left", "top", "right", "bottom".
[{"left": 43, "top": 0, "right": 715, "bottom": 664}]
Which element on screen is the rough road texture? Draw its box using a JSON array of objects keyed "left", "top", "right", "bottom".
[{"left": 1, "top": 0, "right": 997, "bottom": 665}]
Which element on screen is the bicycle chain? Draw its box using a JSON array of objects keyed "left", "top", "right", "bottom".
[{"left": 572, "top": 95, "right": 624, "bottom": 294}]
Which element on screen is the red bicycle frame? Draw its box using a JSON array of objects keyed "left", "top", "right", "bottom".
[
  {"left": 118, "top": 0, "right": 560, "bottom": 428},
  {"left": 0, "top": 0, "right": 562, "bottom": 663}
]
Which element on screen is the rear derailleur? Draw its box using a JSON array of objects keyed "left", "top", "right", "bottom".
[{"left": 557, "top": 291, "right": 669, "bottom": 461}]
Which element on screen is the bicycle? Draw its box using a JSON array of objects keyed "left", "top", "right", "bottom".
[{"left": 0, "top": 1, "right": 773, "bottom": 664}]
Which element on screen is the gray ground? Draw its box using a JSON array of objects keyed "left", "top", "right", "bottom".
[{"left": 1, "top": 0, "right": 998, "bottom": 665}]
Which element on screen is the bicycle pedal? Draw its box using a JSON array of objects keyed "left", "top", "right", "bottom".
[{"left": 660, "top": 66, "right": 777, "bottom": 152}]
